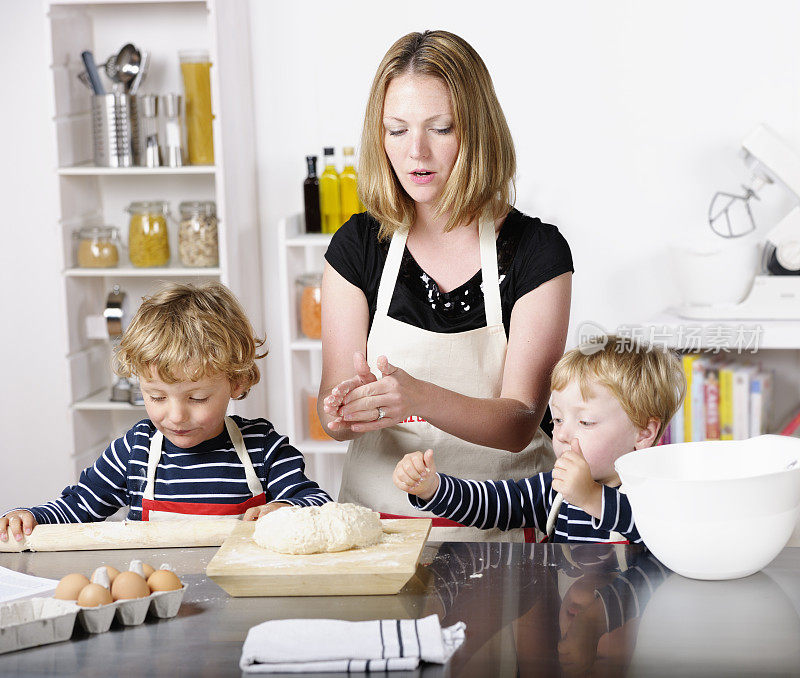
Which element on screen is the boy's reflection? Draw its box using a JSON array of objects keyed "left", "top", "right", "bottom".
[{"left": 422, "top": 543, "right": 670, "bottom": 677}]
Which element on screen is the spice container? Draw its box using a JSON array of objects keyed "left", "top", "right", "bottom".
[
  {"left": 296, "top": 273, "right": 322, "bottom": 339},
  {"left": 73, "top": 226, "right": 121, "bottom": 268},
  {"left": 126, "top": 201, "right": 170, "bottom": 268},
  {"left": 178, "top": 201, "right": 218, "bottom": 267}
]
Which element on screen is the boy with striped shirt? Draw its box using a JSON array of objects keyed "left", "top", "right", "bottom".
[
  {"left": 1, "top": 283, "right": 331, "bottom": 541},
  {"left": 393, "top": 335, "right": 685, "bottom": 543}
]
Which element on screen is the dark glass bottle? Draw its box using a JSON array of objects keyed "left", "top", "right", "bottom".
[{"left": 303, "top": 156, "right": 321, "bottom": 233}]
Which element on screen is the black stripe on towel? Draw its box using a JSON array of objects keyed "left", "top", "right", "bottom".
[
  {"left": 379, "top": 620, "right": 385, "bottom": 659},
  {"left": 397, "top": 619, "right": 404, "bottom": 657},
  {"left": 414, "top": 618, "right": 421, "bottom": 657}
]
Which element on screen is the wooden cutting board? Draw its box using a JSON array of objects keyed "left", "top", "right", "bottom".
[
  {"left": 0, "top": 519, "right": 239, "bottom": 552},
  {"left": 206, "top": 519, "right": 432, "bottom": 597}
]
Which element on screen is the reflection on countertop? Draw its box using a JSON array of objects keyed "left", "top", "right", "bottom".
[{"left": 2, "top": 543, "right": 800, "bottom": 677}]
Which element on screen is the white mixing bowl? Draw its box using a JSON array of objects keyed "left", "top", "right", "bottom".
[{"left": 615, "top": 435, "right": 800, "bottom": 580}]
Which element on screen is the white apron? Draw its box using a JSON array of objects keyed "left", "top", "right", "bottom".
[
  {"left": 141, "top": 416, "right": 266, "bottom": 520},
  {"left": 338, "top": 215, "right": 556, "bottom": 541}
]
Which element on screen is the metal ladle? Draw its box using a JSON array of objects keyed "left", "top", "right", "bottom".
[{"left": 103, "top": 43, "right": 142, "bottom": 92}]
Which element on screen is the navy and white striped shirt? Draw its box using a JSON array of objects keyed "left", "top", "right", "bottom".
[
  {"left": 409, "top": 471, "right": 641, "bottom": 543},
  {"left": 23, "top": 416, "right": 332, "bottom": 524}
]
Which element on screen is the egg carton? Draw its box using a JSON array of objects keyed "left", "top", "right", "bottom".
[
  {"left": 0, "top": 597, "right": 80, "bottom": 655},
  {"left": 76, "top": 585, "right": 187, "bottom": 633}
]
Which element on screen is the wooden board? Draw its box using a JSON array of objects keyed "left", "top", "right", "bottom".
[
  {"left": 0, "top": 520, "right": 239, "bottom": 552},
  {"left": 206, "top": 519, "right": 432, "bottom": 597}
]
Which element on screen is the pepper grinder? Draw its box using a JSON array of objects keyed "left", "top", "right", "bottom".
[
  {"left": 138, "top": 94, "right": 161, "bottom": 167},
  {"left": 162, "top": 93, "right": 185, "bottom": 167}
]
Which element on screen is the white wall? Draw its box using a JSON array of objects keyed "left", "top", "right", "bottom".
[
  {"left": 0, "top": 0, "right": 74, "bottom": 508},
  {"left": 250, "top": 0, "right": 800, "bottom": 431},
  {"left": 2, "top": 0, "right": 800, "bottom": 506}
]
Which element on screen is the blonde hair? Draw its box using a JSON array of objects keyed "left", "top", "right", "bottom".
[
  {"left": 115, "top": 282, "right": 266, "bottom": 399},
  {"left": 551, "top": 335, "right": 686, "bottom": 444},
  {"left": 360, "top": 30, "right": 516, "bottom": 240}
]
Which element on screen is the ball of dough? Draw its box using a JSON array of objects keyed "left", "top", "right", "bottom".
[{"left": 253, "top": 503, "right": 383, "bottom": 554}]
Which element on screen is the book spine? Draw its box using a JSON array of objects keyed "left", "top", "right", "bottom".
[
  {"left": 733, "top": 368, "right": 752, "bottom": 440},
  {"left": 749, "top": 374, "right": 763, "bottom": 437},
  {"left": 719, "top": 365, "right": 734, "bottom": 440},
  {"left": 671, "top": 399, "right": 685, "bottom": 444},
  {"left": 704, "top": 366, "right": 721, "bottom": 440},
  {"left": 691, "top": 359, "right": 706, "bottom": 442},
  {"left": 682, "top": 355, "right": 697, "bottom": 442}
]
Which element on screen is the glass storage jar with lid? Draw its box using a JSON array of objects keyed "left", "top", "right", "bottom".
[
  {"left": 126, "top": 201, "right": 170, "bottom": 267},
  {"left": 296, "top": 272, "right": 322, "bottom": 339},
  {"left": 178, "top": 200, "right": 218, "bottom": 267},
  {"left": 73, "top": 226, "right": 121, "bottom": 268}
]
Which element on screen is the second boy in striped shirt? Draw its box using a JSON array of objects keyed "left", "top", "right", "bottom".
[{"left": 393, "top": 335, "right": 685, "bottom": 543}]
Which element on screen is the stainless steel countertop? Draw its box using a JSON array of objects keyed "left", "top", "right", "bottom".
[{"left": 2, "top": 543, "right": 800, "bottom": 677}]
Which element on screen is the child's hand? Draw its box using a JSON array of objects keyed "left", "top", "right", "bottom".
[
  {"left": 552, "top": 439, "right": 603, "bottom": 519},
  {"left": 0, "top": 510, "right": 37, "bottom": 542},
  {"left": 243, "top": 502, "right": 293, "bottom": 521},
  {"left": 393, "top": 450, "right": 438, "bottom": 501}
]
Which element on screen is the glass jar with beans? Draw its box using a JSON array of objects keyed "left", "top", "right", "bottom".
[
  {"left": 126, "top": 201, "right": 171, "bottom": 268},
  {"left": 178, "top": 200, "right": 219, "bottom": 267}
]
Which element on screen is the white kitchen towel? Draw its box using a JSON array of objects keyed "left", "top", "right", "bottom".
[{"left": 239, "top": 614, "right": 466, "bottom": 673}]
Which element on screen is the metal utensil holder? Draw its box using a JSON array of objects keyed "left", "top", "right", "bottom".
[{"left": 91, "top": 93, "right": 139, "bottom": 167}]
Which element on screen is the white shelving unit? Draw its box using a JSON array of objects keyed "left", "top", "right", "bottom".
[
  {"left": 277, "top": 214, "right": 347, "bottom": 499},
  {"left": 640, "top": 310, "right": 800, "bottom": 432},
  {"left": 46, "top": 0, "right": 263, "bottom": 475}
]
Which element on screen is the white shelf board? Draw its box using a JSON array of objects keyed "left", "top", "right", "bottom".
[
  {"left": 642, "top": 310, "right": 800, "bottom": 350},
  {"left": 57, "top": 165, "right": 216, "bottom": 176},
  {"left": 73, "top": 390, "right": 145, "bottom": 411},
  {"left": 290, "top": 338, "right": 322, "bottom": 351},
  {"left": 296, "top": 439, "right": 348, "bottom": 455},
  {"left": 50, "top": 1, "right": 205, "bottom": 8},
  {"left": 286, "top": 233, "right": 333, "bottom": 247},
  {"left": 64, "top": 266, "right": 221, "bottom": 278}
]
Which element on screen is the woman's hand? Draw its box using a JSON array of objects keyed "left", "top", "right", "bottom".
[
  {"left": 243, "top": 502, "right": 293, "bottom": 521},
  {"left": 330, "top": 354, "right": 422, "bottom": 433},
  {"left": 393, "top": 450, "right": 439, "bottom": 501},
  {"left": 0, "top": 510, "right": 37, "bottom": 542},
  {"left": 323, "top": 352, "right": 378, "bottom": 431}
]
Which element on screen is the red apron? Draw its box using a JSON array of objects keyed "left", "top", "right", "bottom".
[{"left": 141, "top": 416, "right": 266, "bottom": 521}]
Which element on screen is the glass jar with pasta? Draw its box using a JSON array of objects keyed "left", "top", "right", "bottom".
[
  {"left": 73, "top": 226, "right": 121, "bottom": 268},
  {"left": 178, "top": 200, "right": 218, "bottom": 267},
  {"left": 296, "top": 272, "right": 322, "bottom": 339},
  {"left": 126, "top": 201, "right": 170, "bottom": 268}
]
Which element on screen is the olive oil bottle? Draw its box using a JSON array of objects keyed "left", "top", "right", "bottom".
[
  {"left": 303, "top": 155, "right": 321, "bottom": 233},
  {"left": 320, "top": 147, "right": 341, "bottom": 234},
  {"left": 340, "top": 146, "right": 362, "bottom": 224}
]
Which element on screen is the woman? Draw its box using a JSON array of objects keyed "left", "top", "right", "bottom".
[{"left": 319, "top": 30, "right": 573, "bottom": 541}]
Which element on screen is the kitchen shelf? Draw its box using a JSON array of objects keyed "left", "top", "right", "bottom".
[
  {"left": 48, "top": 0, "right": 263, "bottom": 482},
  {"left": 290, "top": 339, "right": 322, "bottom": 351},
  {"left": 286, "top": 233, "right": 333, "bottom": 248},
  {"left": 65, "top": 266, "right": 222, "bottom": 277},
  {"left": 73, "top": 390, "right": 145, "bottom": 411},
  {"left": 296, "top": 439, "right": 348, "bottom": 455},
  {"left": 57, "top": 165, "right": 216, "bottom": 176},
  {"left": 643, "top": 310, "right": 800, "bottom": 351}
]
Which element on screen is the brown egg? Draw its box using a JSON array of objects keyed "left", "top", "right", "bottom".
[
  {"left": 147, "top": 569, "right": 183, "bottom": 592},
  {"left": 110, "top": 571, "right": 150, "bottom": 600},
  {"left": 77, "top": 583, "right": 113, "bottom": 607},
  {"left": 92, "top": 565, "right": 120, "bottom": 583},
  {"left": 141, "top": 563, "right": 155, "bottom": 579},
  {"left": 54, "top": 573, "right": 90, "bottom": 601}
]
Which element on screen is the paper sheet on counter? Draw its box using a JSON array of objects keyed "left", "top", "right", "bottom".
[{"left": 0, "top": 567, "right": 58, "bottom": 604}]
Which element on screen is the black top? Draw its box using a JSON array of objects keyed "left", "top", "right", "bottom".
[{"left": 324, "top": 208, "right": 574, "bottom": 337}]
